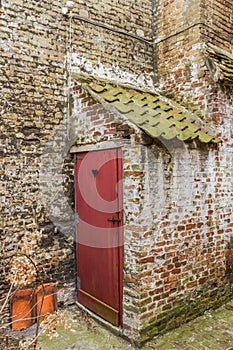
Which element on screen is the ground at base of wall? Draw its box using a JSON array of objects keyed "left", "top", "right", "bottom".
[
  {"left": 148, "top": 302, "right": 233, "bottom": 350},
  {"left": 2, "top": 302, "right": 233, "bottom": 349}
]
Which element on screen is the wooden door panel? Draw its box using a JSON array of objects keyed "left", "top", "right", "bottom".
[
  {"left": 75, "top": 149, "right": 123, "bottom": 326},
  {"left": 78, "top": 289, "right": 119, "bottom": 326}
]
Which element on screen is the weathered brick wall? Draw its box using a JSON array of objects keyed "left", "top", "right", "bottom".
[
  {"left": 1, "top": 0, "right": 233, "bottom": 343},
  {"left": 200, "top": 0, "right": 233, "bottom": 124},
  {"left": 137, "top": 142, "right": 233, "bottom": 343},
  {"left": 71, "top": 83, "right": 233, "bottom": 344},
  {"left": 0, "top": 0, "right": 75, "bottom": 303},
  {"left": 156, "top": 0, "right": 233, "bottom": 125},
  {"left": 0, "top": 0, "right": 155, "bottom": 304},
  {"left": 201, "top": 0, "right": 232, "bottom": 50},
  {"left": 70, "top": 0, "right": 154, "bottom": 88},
  {"left": 157, "top": 0, "right": 207, "bottom": 110}
]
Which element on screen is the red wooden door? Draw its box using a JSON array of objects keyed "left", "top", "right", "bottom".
[{"left": 75, "top": 149, "right": 123, "bottom": 326}]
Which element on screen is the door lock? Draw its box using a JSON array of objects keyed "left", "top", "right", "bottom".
[{"left": 107, "top": 216, "right": 121, "bottom": 223}]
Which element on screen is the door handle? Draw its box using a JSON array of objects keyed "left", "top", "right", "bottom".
[{"left": 107, "top": 216, "right": 121, "bottom": 223}]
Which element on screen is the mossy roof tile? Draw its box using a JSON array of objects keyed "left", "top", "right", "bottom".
[{"left": 83, "top": 79, "right": 220, "bottom": 144}]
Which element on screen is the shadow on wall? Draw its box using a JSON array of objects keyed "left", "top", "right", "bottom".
[{"left": 226, "top": 236, "right": 233, "bottom": 283}]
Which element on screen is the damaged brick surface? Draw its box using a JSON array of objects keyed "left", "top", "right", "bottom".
[
  {"left": 0, "top": 0, "right": 76, "bottom": 308},
  {"left": 70, "top": 81, "right": 233, "bottom": 344},
  {"left": 1, "top": 0, "right": 233, "bottom": 345},
  {"left": 157, "top": 0, "right": 233, "bottom": 125}
]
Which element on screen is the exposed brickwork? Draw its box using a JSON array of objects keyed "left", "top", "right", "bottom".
[
  {"left": 1, "top": 0, "right": 233, "bottom": 345},
  {"left": 0, "top": 0, "right": 74, "bottom": 305},
  {"left": 0, "top": 0, "right": 155, "bottom": 330},
  {"left": 70, "top": 0, "right": 154, "bottom": 88},
  {"left": 201, "top": 0, "right": 233, "bottom": 50},
  {"left": 157, "top": 0, "right": 233, "bottom": 125},
  {"left": 136, "top": 142, "right": 233, "bottom": 343},
  {"left": 71, "top": 83, "right": 233, "bottom": 344}
]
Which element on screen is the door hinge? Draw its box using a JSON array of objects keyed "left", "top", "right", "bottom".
[{"left": 75, "top": 212, "right": 79, "bottom": 224}]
